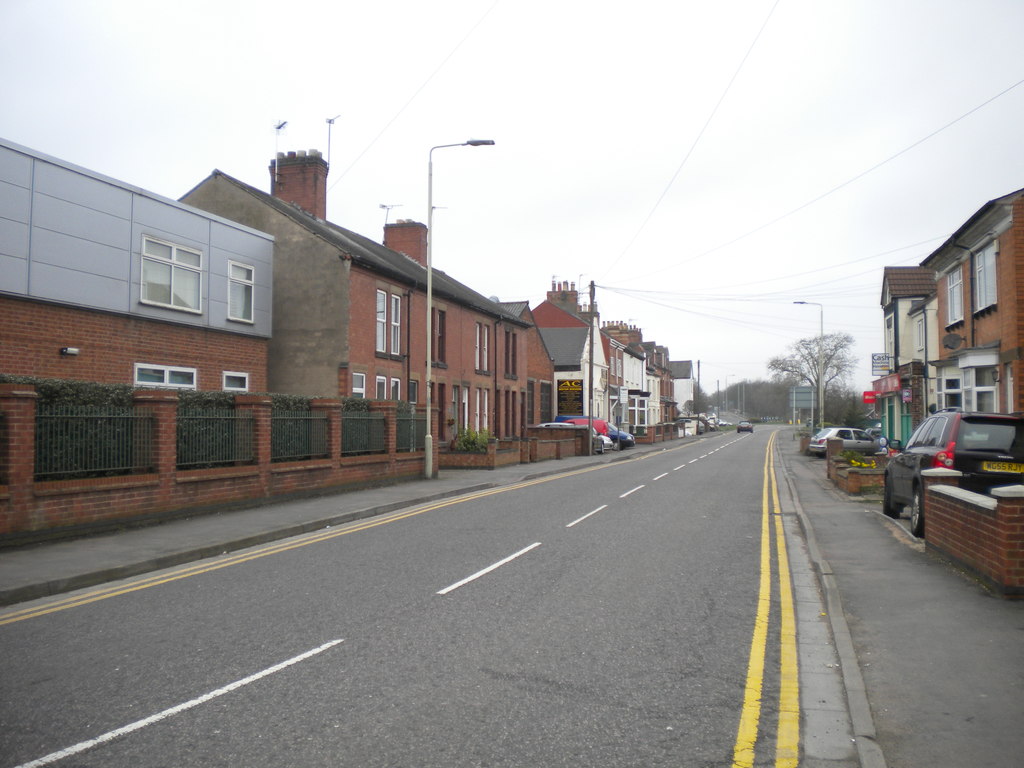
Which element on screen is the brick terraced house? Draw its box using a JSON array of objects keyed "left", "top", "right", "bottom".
[{"left": 182, "top": 150, "right": 530, "bottom": 443}]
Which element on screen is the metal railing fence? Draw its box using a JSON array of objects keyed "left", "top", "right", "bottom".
[
  {"left": 176, "top": 408, "right": 254, "bottom": 469},
  {"left": 396, "top": 414, "right": 427, "bottom": 453},
  {"left": 341, "top": 411, "right": 387, "bottom": 455},
  {"left": 35, "top": 405, "right": 154, "bottom": 480},
  {"left": 271, "top": 410, "right": 329, "bottom": 462}
]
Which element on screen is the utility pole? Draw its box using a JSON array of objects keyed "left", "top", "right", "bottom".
[{"left": 588, "top": 280, "right": 596, "bottom": 455}]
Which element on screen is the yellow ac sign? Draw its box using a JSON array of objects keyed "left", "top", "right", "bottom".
[{"left": 558, "top": 379, "right": 583, "bottom": 391}]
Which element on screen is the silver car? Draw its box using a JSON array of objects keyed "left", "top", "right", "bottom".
[{"left": 807, "top": 427, "right": 877, "bottom": 456}]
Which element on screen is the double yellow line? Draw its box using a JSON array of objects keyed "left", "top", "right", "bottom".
[{"left": 732, "top": 431, "right": 800, "bottom": 767}]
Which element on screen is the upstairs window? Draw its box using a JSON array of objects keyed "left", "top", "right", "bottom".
[
  {"left": 946, "top": 268, "right": 963, "bottom": 325},
  {"left": 376, "top": 290, "right": 388, "bottom": 353},
  {"left": 228, "top": 262, "right": 254, "bottom": 322},
  {"left": 432, "top": 309, "right": 447, "bottom": 363},
  {"left": 475, "top": 322, "right": 490, "bottom": 371},
  {"left": 974, "top": 243, "right": 997, "bottom": 311},
  {"left": 142, "top": 236, "right": 202, "bottom": 313},
  {"left": 376, "top": 289, "right": 402, "bottom": 355}
]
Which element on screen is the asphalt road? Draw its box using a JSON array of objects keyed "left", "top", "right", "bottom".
[{"left": 0, "top": 428, "right": 852, "bottom": 767}]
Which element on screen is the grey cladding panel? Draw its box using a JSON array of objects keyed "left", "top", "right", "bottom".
[
  {"left": 0, "top": 178, "right": 31, "bottom": 226},
  {"left": 32, "top": 261, "right": 126, "bottom": 311},
  {"left": 0, "top": 145, "right": 32, "bottom": 189},
  {"left": 34, "top": 162, "right": 132, "bottom": 219},
  {"left": 0, "top": 252, "right": 29, "bottom": 293},
  {"left": 33, "top": 192, "right": 131, "bottom": 251},
  {"left": 31, "top": 227, "right": 130, "bottom": 282},
  {"left": 134, "top": 195, "right": 212, "bottom": 247}
]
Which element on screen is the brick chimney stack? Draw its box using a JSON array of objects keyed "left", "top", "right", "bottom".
[
  {"left": 547, "top": 280, "right": 580, "bottom": 315},
  {"left": 383, "top": 220, "right": 428, "bottom": 266},
  {"left": 269, "top": 149, "right": 328, "bottom": 219}
]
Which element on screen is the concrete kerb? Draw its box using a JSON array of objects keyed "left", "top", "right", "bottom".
[{"left": 775, "top": 440, "right": 888, "bottom": 768}]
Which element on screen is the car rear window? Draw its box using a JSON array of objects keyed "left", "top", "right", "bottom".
[{"left": 958, "top": 418, "right": 1024, "bottom": 453}]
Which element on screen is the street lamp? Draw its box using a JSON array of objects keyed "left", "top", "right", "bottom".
[
  {"left": 794, "top": 301, "right": 824, "bottom": 431},
  {"left": 424, "top": 139, "right": 495, "bottom": 479}
]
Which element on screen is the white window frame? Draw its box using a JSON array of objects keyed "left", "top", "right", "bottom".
[
  {"left": 407, "top": 380, "right": 419, "bottom": 404},
  {"left": 390, "top": 294, "right": 401, "bottom": 355},
  {"left": 134, "top": 363, "right": 197, "bottom": 389},
  {"left": 351, "top": 372, "right": 366, "bottom": 398},
  {"left": 946, "top": 268, "right": 963, "bottom": 324},
  {"left": 375, "top": 290, "right": 387, "bottom": 353},
  {"left": 141, "top": 236, "right": 203, "bottom": 313},
  {"left": 227, "top": 261, "right": 255, "bottom": 323},
  {"left": 475, "top": 322, "right": 489, "bottom": 371},
  {"left": 390, "top": 377, "right": 402, "bottom": 401},
  {"left": 915, "top": 317, "right": 924, "bottom": 355},
  {"left": 222, "top": 371, "right": 250, "bottom": 392},
  {"left": 375, "top": 375, "right": 387, "bottom": 400},
  {"left": 974, "top": 243, "right": 997, "bottom": 311}
]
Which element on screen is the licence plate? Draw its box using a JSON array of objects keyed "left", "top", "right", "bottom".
[{"left": 982, "top": 461, "right": 1024, "bottom": 473}]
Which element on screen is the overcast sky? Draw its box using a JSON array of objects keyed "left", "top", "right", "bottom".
[{"left": 4, "top": 0, "right": 1024, "bottom": 393}]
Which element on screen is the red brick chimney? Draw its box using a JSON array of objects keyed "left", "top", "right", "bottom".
[
  {"left": 547, "top": 280, "right": 580, "bottom": 315},
  {"left": 269, "top": 149, "right": 328, "bottom": 219},
  {"left": 383, "top": 220, "right": 428, "bottom": 266}
]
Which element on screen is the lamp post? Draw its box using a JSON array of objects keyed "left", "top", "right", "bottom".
[
  {"left": 794, "top": 301, "right": 824, "bottom": 430},
  {"left": 424, "top": 139, "right": 495, "bottom": 479}
]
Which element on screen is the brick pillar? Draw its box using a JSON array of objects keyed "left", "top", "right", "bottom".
[
  {"left": 235, "top": 394, "right": 272, "bottom": 495},
  {"left": 990, "top": 486, "right": 1024, "bottom": 594},
  {"left": 0, "top": 383, "right": 39, "bottom": 536},
  {"left": 372, "top": 400, "right": 398, "bottom": 470},
  {"left": 310, "top": 398, "right": 342, "bottom": 467},
  {"left": 133, "top": 390, "right": 179, "bottom": 502}
]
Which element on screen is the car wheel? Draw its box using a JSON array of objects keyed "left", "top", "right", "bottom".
[
  {"left": 909, "top": 486, "right": 925, "bottom": 537},
  {"left": 882, "top": 477, "right": 901, "bottom": 519}
]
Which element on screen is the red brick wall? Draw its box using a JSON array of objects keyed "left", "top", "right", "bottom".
[
  {"left": 1, "top": 296, "right": 268, "bottom": 391},
  {"left": 926, "top": 483, "right": 1024, "bottom": 596}
]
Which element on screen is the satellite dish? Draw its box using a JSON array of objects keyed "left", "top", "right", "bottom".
[
  {"left": 943, "top": 333, "right": 964, "bottom": 350},
  {"left": 489, "top": 295, "right": 501, "bottom": 302}
]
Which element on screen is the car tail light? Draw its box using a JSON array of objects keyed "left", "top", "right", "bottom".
[{"left": 933, "top": 441, "right": 956, "bottom": 468}]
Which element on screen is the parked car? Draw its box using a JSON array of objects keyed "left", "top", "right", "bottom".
[
  {"left": 606, "top": 425, "right": 635, "bottom": 448},
  {"left": 883, "top": 409, "right": 1024, "bottom": 537},
  {"left": 807, "top": 427, "right": 877, "bottom": 457},
  {"left": 737, "top": 421, "right": 753, "bottom": 433}
]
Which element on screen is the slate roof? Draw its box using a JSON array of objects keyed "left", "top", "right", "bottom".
[
  {"left": 669, "top": 361, "right": 693, "bottom": 379},
  {"left": 195, "top": 170, "right": 528, "bottom": 326},
  {"left": 881, "top": 266, "right": 936, "bottom": 305},
  {"left": 536, "top": 327, "right": 590, "bottom": 369}
]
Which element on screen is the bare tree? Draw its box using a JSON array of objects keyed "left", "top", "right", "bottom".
[{"left": 767, "top": 332, "right": 857, "bottom": 424}]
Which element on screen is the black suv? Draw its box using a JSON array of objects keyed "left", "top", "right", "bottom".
[{"left": 883, "top": 409, "right": 1024, "bottom": 537}]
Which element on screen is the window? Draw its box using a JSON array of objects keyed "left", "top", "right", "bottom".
[
  {"left": 376, "top": 290, "right": 402, "bottom": 355},
  {"left": 432, "top": 309, "right": 446, "bottom": 363},
  {"left": 390, "top": 377, "right": 401, "bottom": 401},
  {"left": 407, "top": 380, "right": 419, "bottom": 404},
  {"left": 974, "top": 243, "right": 997, "bottom": 311},
  {"left": 351, "top": 372, "right": 366, "bottom": 398},
  {"left": 376, "top": 290, "right": 387, "bottom": 353},
  {"left": 390, "top": 294, "right": 402, "bottom": 355},
  {"left": 504, "top": 329, "right": 518, "bottom": 375},
  {"left": 475, "top": 322, "right": 489, "bottom": 371},
  {"left": 375, "top": 376, "right": 387, "bottom": 400},
  {"left": 228, "top": 262, "right": 254, "bottom": 322},
  {"left": 141, "top": 236, "right": 202, "bottom": 313},
  {"left": 974, "top": 367, "right": 998, "bottom": 412},
  {"left": 946, "top": 268, "right": 963, "bottom": 324},
  {"left": 222, "top": 371, "right": 249, "bottom": 392},
  {"left": 940, "top": 375, "right": 962, "bottom": 409},
  {"left": 915, "top": 317, "right": 924, "bottom": 354},
  {"left": 134, "top": 363, "right": 197, "bottom": 389}
]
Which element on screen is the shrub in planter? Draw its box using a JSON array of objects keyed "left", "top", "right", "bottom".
[{"left": 453, "top": 428, "right": 491, "bottom": 453}]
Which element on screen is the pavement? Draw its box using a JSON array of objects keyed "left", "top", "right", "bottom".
[{"left": 2, "top": 427, "right": 1022, "bottom": 767}]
